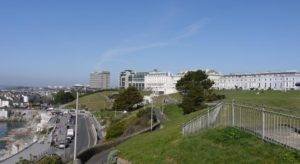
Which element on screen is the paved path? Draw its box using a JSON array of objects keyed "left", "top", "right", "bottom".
[
  {"left": 86, "top": 148, "right": 112, "bottom": 164},
  {"left": 1, "top": 142, "right": 50, "bottom": 164}
]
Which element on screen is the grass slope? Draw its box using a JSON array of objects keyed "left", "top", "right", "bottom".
[
  {"left": 117, "top": 105, "right": 300, "bottom": 163},
  {"left": 66, "top": 91, "right": 117, "bottom": 111},
  {"left": 218, "top": 90, "right": 300, "bottom": 116}
]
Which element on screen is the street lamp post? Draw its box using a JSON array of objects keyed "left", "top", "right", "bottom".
[
  {"left": 151, "top": 99, "right": 153, "bottom": 131},
  {"left": 73, "top": 92, "right": 79, "bottom": 161}
]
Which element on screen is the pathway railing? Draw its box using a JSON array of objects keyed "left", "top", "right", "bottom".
[
  {"left": 182, "top": 101, "right": 300, "bottom": 150},
  {"left": 182, "top": 102, "right": 223, "bottom": 136}
]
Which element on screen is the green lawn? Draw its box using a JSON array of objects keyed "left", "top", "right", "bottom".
[
  {"left": 117, "top": 105, "right": 300, "bottom": 163},
  {"left": 218, "top": 90, "right": 300, "bottom": 116}
]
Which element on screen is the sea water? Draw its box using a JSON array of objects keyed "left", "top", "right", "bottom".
[{"left": 0, "top": 122, "right": 24, "bottom": 150}]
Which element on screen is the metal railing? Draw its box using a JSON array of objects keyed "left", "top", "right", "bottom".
[
  {"left": 182, "top": 102, "right": 223, "bottom": 136},
  {"left": 182, "top": 101, "right": 300, "bottom": 150}
]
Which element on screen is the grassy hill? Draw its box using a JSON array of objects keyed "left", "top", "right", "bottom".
[
  {"left": 116, "top": 105, "right": 300, "bottom": 163},
  {"left": 218, "top": 90, "right": 300, "bottom": 116},
  {"left": 65, "top": 91, "right": 118, "bottom": 111}
]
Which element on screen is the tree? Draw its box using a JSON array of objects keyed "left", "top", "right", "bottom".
[
  {"left": 176, "top": 70, "right": 215, "bottom": 114},
  {"left": 112, "top": 87, "right": 143, "bottom": 111},
  {"left": 53, "top": 90, "right": 75, "bottom": 105}
]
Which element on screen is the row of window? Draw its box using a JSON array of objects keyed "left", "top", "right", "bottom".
[
  {"left": 218, "top": 77, "right": 295, "bottom": 83},
  {"left": 217, "top": 82, "right": 296, "bottom": 88}
]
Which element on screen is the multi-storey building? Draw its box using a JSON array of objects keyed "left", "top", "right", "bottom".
[
  {"left": 90, "top": 71, "right": 110, "bottom": 89},
  {"left": 119, "top": 70, "right": 149, "bottom": 90},
  {"left": 212, "top": 71, "right": 300, "bottom": 90},
  {"left": 144, "top": 70, "right": 186, "bottom": 95}
]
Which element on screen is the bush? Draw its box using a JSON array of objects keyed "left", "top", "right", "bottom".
[
  {"left": 205, "top": 93, "right": 225, "bottom": 102},
  {"left": 105, "top": 121, "right": 126, "bottom": 139},
  {"left": 37, "top": 155, "right": 62, "bottom": 164},
  {"left": 16, "top": 158, "right": 33, "bottom": 164},
  {"left": 136, "top": 107, "right": 151, "bottom": 118},
  {"left": 107, "top": 149, "right": 118, "bottom": 164}
]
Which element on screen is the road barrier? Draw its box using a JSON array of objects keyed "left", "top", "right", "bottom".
[{"left": 182, "top": 101, "right": 300, "bottom": 150}]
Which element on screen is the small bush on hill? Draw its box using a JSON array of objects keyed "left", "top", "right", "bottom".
[
  {"left": 38, "top": 155, "right": 62, "bottom": 164},
  {"left": 106, "top": 121, "right": 126, "bottom": 140}
]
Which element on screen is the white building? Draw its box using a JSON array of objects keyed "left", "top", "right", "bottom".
[
  {"left": 144, "top": 70, "right": 185, "bottom": 95},
  {"left": 0, "top": 99, "right": 10, "bottom": 108},
  {"left": 22, "top": 95, "right": 29, "bottom": 103},
  {"left": 0, "top": 109, "right": 9, "bottom": 118},
  {"left": 212, "top": 71, "right": 300, "bottom": 90},
  {"left": 119, "top": 70, "right": 149, "bottom": 90}
]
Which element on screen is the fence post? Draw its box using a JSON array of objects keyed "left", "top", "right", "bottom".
[
  {"left": 232, "top": 99, "right": 235, "bottom": 126},
  {"left": 207, "top": 109, "right": 210, "bottom": 127},
  {"left": 262, "top": 107, "right": 265, "bottom": 140}
]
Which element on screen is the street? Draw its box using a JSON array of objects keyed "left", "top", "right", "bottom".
[{"left": 0, "top": 110, "right": 98, "bottom": 163}]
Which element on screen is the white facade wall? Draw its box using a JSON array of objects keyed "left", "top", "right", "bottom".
[
  {"left": 213, "top": 72, "right": 300, "bottom": 90},
  {"left": 145, "top": 72, "right": 183, "bottom": 95}
]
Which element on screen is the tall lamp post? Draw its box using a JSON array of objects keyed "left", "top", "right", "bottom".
[
  {"left": 73, "top": 92, "right": 79, "bottom": 161},
  {"left": 151, "top": 99, "right": 153, "bottom": 131}
]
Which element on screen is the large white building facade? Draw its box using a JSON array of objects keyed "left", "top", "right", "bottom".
[
  {"left": 119, "top": 70, "right": 149, "bottom": 90},
  {"left": 212, "top": 71, "right": 300, "bottom": 90},
  {"left": 144, "top": 70, "right": 185, "bottom": 95}
]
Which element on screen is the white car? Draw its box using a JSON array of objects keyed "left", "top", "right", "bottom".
[{"left": 58, "top": 142, "right": 66, "bottom": 149}]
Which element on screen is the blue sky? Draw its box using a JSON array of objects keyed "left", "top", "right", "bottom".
[{"left": 0, "top": 0, "right": 300, "bottom": 86}]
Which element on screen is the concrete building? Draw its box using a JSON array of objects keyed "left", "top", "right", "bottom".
[
  {"left": 90, "top": 71, "right": 110, "bottom": 89},
  {"left": 144, "top": 70, "right": 185, "bottom": 95},
  {"left": 119, "top": 70, "right": 149, "bottom": 90},
  {"left": 212, "top": 71, "right": 300, "bottom": 91}
]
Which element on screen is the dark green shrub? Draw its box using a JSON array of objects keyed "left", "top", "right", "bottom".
[
  {"left": 105, "top": 121, "right": 126, "bottom": 139},
  {"left": 37, "top": 155, "right": 62, "bottom": 164}
]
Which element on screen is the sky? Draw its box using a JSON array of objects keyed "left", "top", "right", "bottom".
[{"left": 0, "top": 0, "right": 300, "bottom": 87}]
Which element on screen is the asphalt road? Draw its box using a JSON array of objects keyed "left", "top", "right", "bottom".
[
  {"left": 65, "top": 114, "right": 96, "bottom": 160},
  {"left": 41, "top": 112, "right": 97, "bottom": 162}
]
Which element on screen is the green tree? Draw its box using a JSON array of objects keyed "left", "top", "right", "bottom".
[
  {"left": 176, "top": 70, "right": 215, "bottom": 114},
  {"left": 112, "top": 87, "right": 143, "bottom": 111},
  {"left": 53, "top": 90, "right": 75, "bottom": 105}
]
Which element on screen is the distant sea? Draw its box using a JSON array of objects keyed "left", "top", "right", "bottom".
[{"left": 0, "top": 122, "right": 24, "bottom": 150}]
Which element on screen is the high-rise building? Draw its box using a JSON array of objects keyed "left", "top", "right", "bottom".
[
  {"left": 119, "top": 70, "right": 149, "bottom": 90},
  {"left": 90, "top": 71, "right": 110, "bottom": 89}
]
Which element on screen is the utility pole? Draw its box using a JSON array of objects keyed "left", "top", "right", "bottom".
[
  {"left": 151, "top": 99, "right": 153, "bottom": 131},
  {"left": 73, "top": 92, "right": 79, "bottom": 161}
]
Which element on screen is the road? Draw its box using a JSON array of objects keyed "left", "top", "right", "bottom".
[
  {"left": 77, "top": 114, "right": 96, "bottom": 153},
  {"left": 58, "top": 114, "right": 97, "bottom": 161},
  {"left": 0, "top": 112, "right": 98, "bottom": 163}
]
